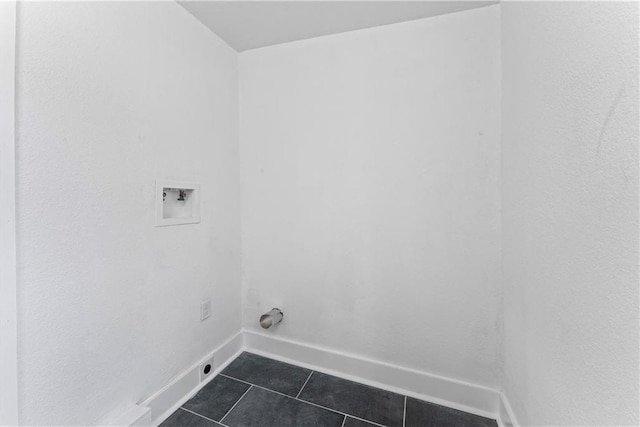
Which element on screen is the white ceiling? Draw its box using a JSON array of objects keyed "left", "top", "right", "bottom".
[{"left": 179, "top": 1, "right": 498, "bottom": 52}]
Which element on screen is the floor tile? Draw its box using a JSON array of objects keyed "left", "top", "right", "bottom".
[
  {"left": 221, "top": 352, "right": 312, "bottom": 396},
  {"left": 405, "top": 397, "right": 498, "bottom": 427},
  {"left": 222, "top": 386, "right": 344, "bottom": 427},
  {"left": 182, "top": 375, "right": 251, "bottom": 421},
  {"left": 298, "top": 372, "right": 405, "bottom": 427},
  {"left": 160, "top": 408, "right": 221, "bottom": 427},
  {"left": 343, "top": 417, "right": 381, "bottom": 427}
]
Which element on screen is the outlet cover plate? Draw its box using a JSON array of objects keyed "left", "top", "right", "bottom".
[
  {"left": 199, "top": 356, "right": 215, "bottom": 382},
  {"left": 200, "top": 299, "right": 211, "bottom": 321}
]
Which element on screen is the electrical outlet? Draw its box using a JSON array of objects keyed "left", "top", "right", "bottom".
[
  {"left": 199, "top": 356, "right": 214, "bottom": 382},
  {"left": 200, "top": 299, "right": 211, "bottom": 321}
]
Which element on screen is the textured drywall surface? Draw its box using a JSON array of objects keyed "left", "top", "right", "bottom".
[
  {"left": 501, "top": 2, "right": 639, "bottom": 425},
  {"left": 15, "top": 2, "right": 240, "bottom": 425},
  {"left": 0, "top": 2, "right": 18, "bottom": 424},
  {"left": 239, "top": 6, "right": 502, "bottom": 388}
]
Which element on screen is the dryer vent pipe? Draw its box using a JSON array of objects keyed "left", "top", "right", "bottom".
[{"left": 260, "top": 308, "right": 284, "bottom": 329}]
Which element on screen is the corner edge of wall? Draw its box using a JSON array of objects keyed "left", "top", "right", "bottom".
[{"left": 497, "top": 391, "right": 520, "bottom": 427}]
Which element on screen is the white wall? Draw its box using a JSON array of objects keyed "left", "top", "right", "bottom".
[
  {"left": 501, "top": 2, "right": 639, "bottom": 425},
  {"left": 15, "top": 2, "right": 240, "bottom": 425},
  {"left": 0, "top": 2, "right": 18, "bottom": 425},
  {"left": 239, "top": 6, "right": 502, "bottom": 389}
]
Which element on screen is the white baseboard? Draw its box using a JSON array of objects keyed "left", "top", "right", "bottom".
[
  {"left": 243, "top": 329, "right": 501, "bottom": 420},
  {"left": 139, "top": 331, "right": 244, "bottom": 426},
  {"left": 110, "top": 405, "right": 152, "bottom": 427},
  {"left": 94, "top": 403, "right": 152, "bottom": 427},
  {"left": 497, "top": 391, "right": 519, "bottom": 427}
]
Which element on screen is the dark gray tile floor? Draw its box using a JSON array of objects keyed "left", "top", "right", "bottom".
[
  {"left": 221, "top": 352, "right": 312, "bottom": 397},
  {"left": 160, "top": 352, "right": 498, "bottom": 427},
  {"left": 298, "top": 372, "right": 404, "bottom": 427}
]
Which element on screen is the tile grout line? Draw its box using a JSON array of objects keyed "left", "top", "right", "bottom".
[
  {"left": 296, "top": 371, "right": 314, "bottom": 399},
  {"left": 403, "top": 396, "right": 407, "bottom": 427},
  {"left": 219, "top": 384, "right": 253, "bottom": 424},
  {"left": 219, "top": 373, "right": 389, "bottom": 427},
  {"left": 179, "top": 407, "right": 229, "bottom": 427}
]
